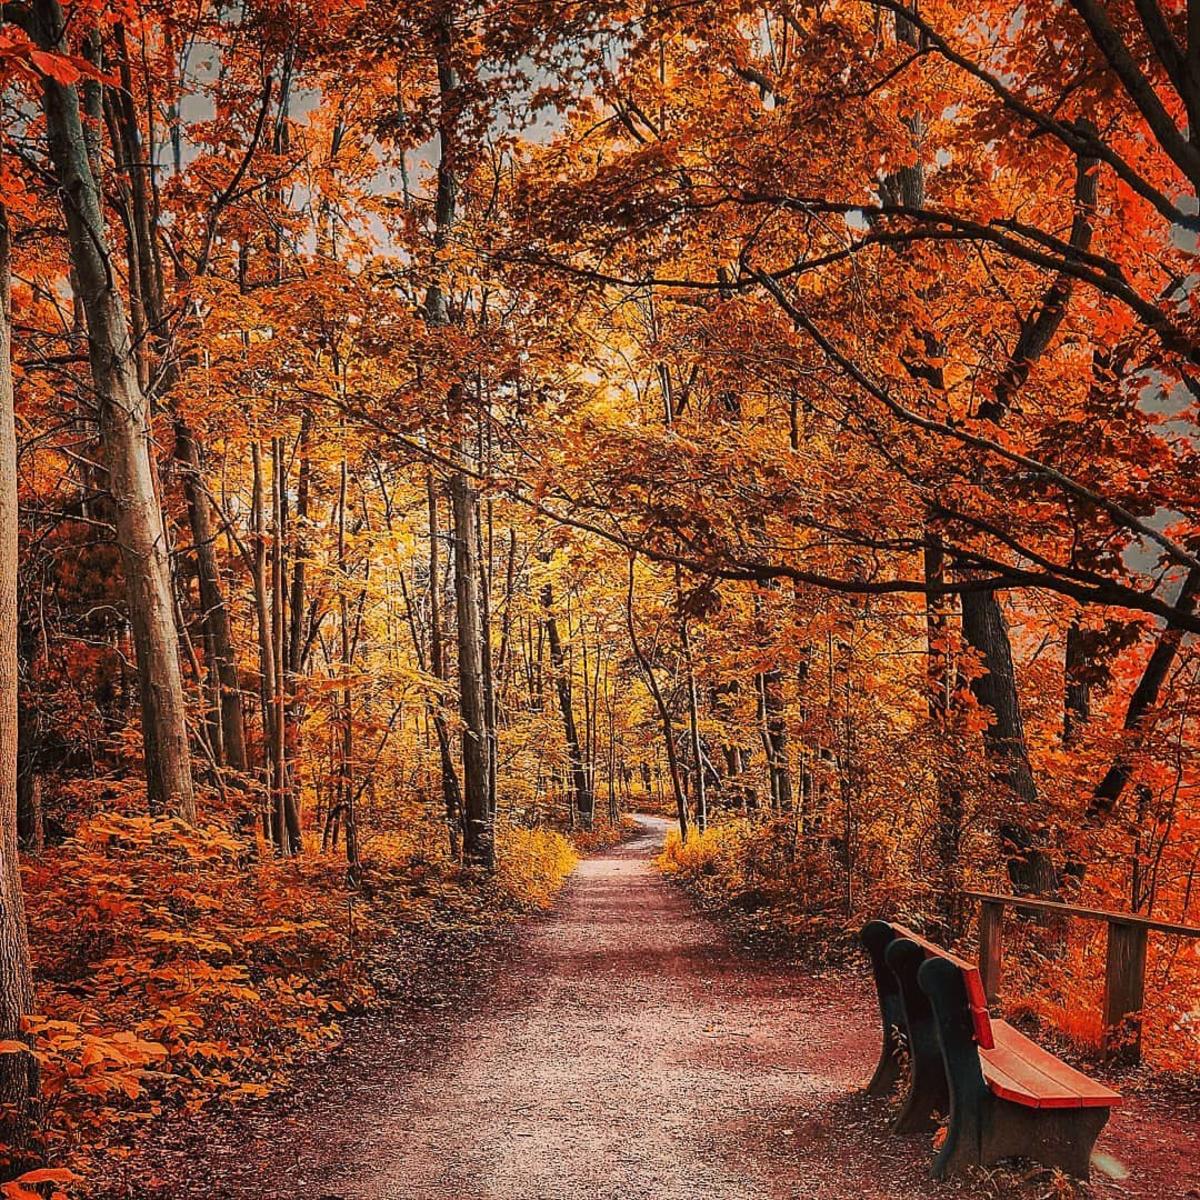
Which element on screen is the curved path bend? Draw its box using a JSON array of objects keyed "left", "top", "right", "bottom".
[{"left": 168, "top": 816, "right": 1195, "bottom": 1200}]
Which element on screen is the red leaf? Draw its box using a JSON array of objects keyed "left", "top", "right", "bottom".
[{"left": 29, "top": 49, "right": 81, "bottom": 85}]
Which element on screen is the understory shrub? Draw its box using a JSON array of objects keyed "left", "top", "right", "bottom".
[
  {"left": 495, "top": 827, "right": 578, "bottom": 909},
  {"left": 18, "top": 807, "right": 583, "bottom": 1187},
  {"left": 656, "top": 816, "right": 873, "bottom": 949}
]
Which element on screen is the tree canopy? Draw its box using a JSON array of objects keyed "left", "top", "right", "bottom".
[{"left": 1, "top": 0, "right": 1200, "bottom": 1186}]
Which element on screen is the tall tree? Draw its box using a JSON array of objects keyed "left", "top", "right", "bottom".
[
  {"left": 22, "top": 0, "right": 195, "bottom": 818},
  {"left": 424, "top": 5, "right": 493, "bottom": 868},
  {"left": 0, "top": 199, "right": 38, "bottom": 1178}
]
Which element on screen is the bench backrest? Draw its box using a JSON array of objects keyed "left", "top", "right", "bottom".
[{"left": 891, "top": 923, "right": 994, "bottom": 1049}]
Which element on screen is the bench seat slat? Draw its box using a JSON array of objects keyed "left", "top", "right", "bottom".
[
  {"left": 975, "top": 1049, "right": 1033, "bottom": 1105},
  {"left": 981, "top": 1022, "right": 1122, "bottom": 1110}
]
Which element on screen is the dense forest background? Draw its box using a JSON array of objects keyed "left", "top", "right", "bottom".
[{"left": 1, "top": 0, "right": 1199, "bottom": 1189}]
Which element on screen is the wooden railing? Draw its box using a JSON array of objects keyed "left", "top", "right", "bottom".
[{"left": 961, "top": 890, "right": 1200, "bottom": 1066}]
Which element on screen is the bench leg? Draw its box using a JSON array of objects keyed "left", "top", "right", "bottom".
[
  {"left": 919, "top": 956, "right": 991, "bottom": 1179},
  {"left": 894, "top": 1064, "right": 948, "bottom": 1134},
  {"left": 886, "top": 938, "right": 948, "bottom": 1133},
  {"left": 982, "top": 1102, "right": 1110, "bottom": 1179},
  {"left": 931, "top": 1088, "right": 987, "bottom": 1178},
  {"left": 934, "top": 1091, "right": 1111, "bottom": 1179},
  {"left": 866, "top": 1036, "right": 904, "bottom": 1097},
  {"left": 861, "top": 921, "right": 904, "bottom": 1097}
]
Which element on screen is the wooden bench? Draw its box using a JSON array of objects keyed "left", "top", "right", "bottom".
[{"left": 860, "top": 920, "right": 1121, "bottom": 1178}]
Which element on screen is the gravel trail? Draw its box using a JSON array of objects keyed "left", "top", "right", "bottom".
[{"left": 156, "top": 815, "right": 1197, "bottom": 1200}]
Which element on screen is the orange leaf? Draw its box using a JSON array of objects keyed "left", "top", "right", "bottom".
[{"left": 2, "top": 1169, "right": 80, "bottom": 1200}]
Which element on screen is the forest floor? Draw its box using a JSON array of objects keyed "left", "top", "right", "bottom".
[{"left": 129, "top": 815, "right": 1198, "bottom": 1200}]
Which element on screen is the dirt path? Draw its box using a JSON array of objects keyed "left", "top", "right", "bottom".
[{"left": 156, "top": 816, "right": 1197, "bottom": 1200}]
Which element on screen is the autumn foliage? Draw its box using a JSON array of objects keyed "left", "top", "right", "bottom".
[{"left": 1, "top": 0, "right": 1200, "bottom": 1189}]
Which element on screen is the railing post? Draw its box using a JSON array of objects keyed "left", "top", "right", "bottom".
[
  {"left": 1103, "top": 920, "right": 1148, "bottom": 1065},
  {"left": 978, "top": 899, "right": 1005, "bottom": 1008}
]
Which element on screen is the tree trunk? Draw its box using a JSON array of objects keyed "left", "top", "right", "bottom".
[
  {"left": 426, "top": 475, "right": 462, "bottom": 856},
  {"left": 757, "top": 669, "right": 792, "bottom": 811},
  {"left": 0, "top": 200, "right": 40, "bottom": 1178},
  {"left": 175, "top": 421, "right": 247, "bottom": 772},
  {"left": 925, "top": 536, "right": 963, "bottom": 931},
  {"left": 282, "top": 414, "right": 311, "bottom": 822},
  {"left": 477, "top": 503, "right": 498, "bottom": 818},
  {"left": 270, "top": 440, "right": 287, "bottom": 852},
  {"left": 288, "top": 413, "right": 311, "bottom": 680},
  {"left": 29, "top": 0, "right": 195, "bottom": 819},
  {"left": 627, "top": 557, "right": 688, "bottom": 841},
  {"left": 1063, "top": 615, "right": 1091, "bottom": 745},
  {"left": 494, "top": 526, "right": 517, "bottom": 715},
  {"left": 271, "top": 439, "right": 300, "bottom": 854},
  {"left": 16, "top": 608, "right": 42, "bottom": 857},
  {"left": 451, "top": 473, "right": 493, "bottom": 868},
  {"left": 251, "top": 442, "right": 279, "bottom": 844},
  {"left": 961, "top": 589, "right": 1057, "bottom": 894},
  {"left": 604, "top": 665, "right": 619, "bottom": 825},
  {"left": 955, "top": 141, "right": 1098, "bottom": 892},
  {"left": 1087, "top": 565, "right": 1200, "bottom": 821},
  {"left": 678, "top": 604, "right": 706, "bottom": 834},
  {"left": 881, "top": 11, "right": 965, "bottom": 918},
  {"left": 421, "top": 12, "right": 492, "bottom": 867},
  {"left": 15, "top": 770, "right": 41, "bottom": 858},
  {"left": 542, "top": 576, "right": 593, "bottom": 828},
  {"left": 111, "top": 16, "right": 246, "bottom": 782},
  {"left": 336, "top": 457, "right": 359, "bottom": 873}
]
